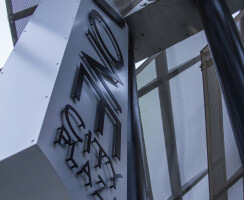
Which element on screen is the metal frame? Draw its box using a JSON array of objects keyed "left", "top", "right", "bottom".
[
  {"left": 137, "top": 54, "right": 201, "bottom": 98},
  {"left": 155, "top": 51, "right": 182, "bottom": 199},
  {"left": 136, "top": 13, "right": 244, "bottom": 198},
  {"left": 136, "top": 50, "right": 207, "bottom": 199},
  {"left": 201, "top": 45, "right": 228, "bottom": 200}
]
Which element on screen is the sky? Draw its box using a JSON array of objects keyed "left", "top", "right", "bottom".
[{"left": 0, "top": 1, "right": 13, "bottom": 69}]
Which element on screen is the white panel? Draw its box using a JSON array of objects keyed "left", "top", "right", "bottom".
[
  {"left": 166, "top": 31, "right": 207, "bottom": 70},
  {"left": 183, "top": 175, "right": 209, "bottom": 200},
  {"left": 0, "top": 0, "right": 80, "bottom": 162},
  {"left": 222, "top": 96, "right": 242, "bottom": 180},
  {"left": 170, "top": 63, "right": 208, "bottom": 186},
  {"left": 139, "top": 88, "right": 172, "bottom": 200}
]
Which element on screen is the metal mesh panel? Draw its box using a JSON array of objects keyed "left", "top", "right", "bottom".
[
  {"left": 201, "top": 46, "right": 244, "bottom": 199},
  {"left": 227, "top": 178, "right": 243, "bottom": 200},
  {"left": 166, "top": 31, "right": 207, "bottom": 71},
  {"left": 15, "top": 16, "right": 32, "bottom": 38},
  {"left": 202, "top": 49, "right": 228, "bottom": 198},
  {"left": 11, "top": 0, "right": 39, "bottom": 13},
  {"left": 222, "top": 96, "right": 242, "bottom": 180},
  {"left": 139, "top": 88, "right": 172, "bottom": 200},
  {"left": 170, "top": 62, "right": 208, "bottom": 186},
  {"left": 183, "top": 175, "right": 210, "bottom": 200},
  {"left": 136, "top": 59, "right": 156, "bottom": 90}
]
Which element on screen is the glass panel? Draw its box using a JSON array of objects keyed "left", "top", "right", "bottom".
[
  {"left": 139, "top": 88, "right": 171, "bottom": 200},
  {"left": 228, "top": 178, "right": 243, "bottom": 200},
  {"left": 170, "top": 63, "right": 208, "bottom": 186},
  {"left": 222, "top": 96, "right": 242, "bottom": 180},
  {"left": 166, "top": 31, "right": 207, "bottom": 71},
  {"left": 136, "top": 59, "right": 156, "bottom": 90},
  {"left": 183, "top": 175, "right": 209, "bottom": 200}
]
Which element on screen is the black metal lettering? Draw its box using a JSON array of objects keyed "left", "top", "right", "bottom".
[
  {"left": 88, "top": 9, "right": 124, "bottom": 69},
  {"left": 73, "top": 63, "right": 122, "bottom": 159},
  {"left": 92, "top": 137, "right": 109, "bottom": 168},
  {"left": 81, "top": 52, "right": 122, "bottom": 113},
  {"left": 93, "top": 175, "right": 107, "bottom": 200},
  {"left": 77, "top": 160, "right": 92, "bottom": 188},
  {"left": 64, "top": 104, "right": 85, "bottom": 143},
  {"left": 54, "top": 125, "right": 72, "bottom": 147},
  {"left": 92, "top": 138, "right": 122, "bottom": 189},
  {"left": 106, "top": 157, "right": 123, "bottom": 189},
  {"left": 83, "top": 131, "right": 92, "bottom": 154},
  {"left": 73, "top": 66, "right": 85, "bottom": 101},
  {"left": 93, "top": 0, "right": 125, "bottom": 28},
  {"left": 66, "top": 141, "right": 78, "bottom": 169}
]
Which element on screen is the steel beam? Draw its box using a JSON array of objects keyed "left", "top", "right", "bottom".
[
  {"left": 214, "top": 167, "right": 244, "bottom": 200},
  {"left": 128, "top": 36, "right": 153, "bottom": 200},
  {"left": 168, "top": 169, "right": 208, "bottom": 200},
  {"left": 156, "top": 51, "right": 182, "bottom": 199},
  {"left": 201, "top": 46, "right": 228, "bottom": 200}
]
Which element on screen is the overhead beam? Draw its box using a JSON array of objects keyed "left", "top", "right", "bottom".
[{"left": 126, "top": 0, "right": 244, "bottom": 61}]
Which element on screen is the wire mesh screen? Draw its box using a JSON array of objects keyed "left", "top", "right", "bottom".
[
  {"left": 136, "top": 59, "right": 156, "bottom": 90},
  {"left": 139, "top": 88, "right": 172, "bottom": 200},
  {"left": 11, "top": 0, "right": 39, "bottom": 13},
  {"left": 201, "top": 45, "right": 243, "bottom": 199},
  {"left": 6, "top": 0, "right": 39, "bottom": 45},
  {"left": 183, "top": 175, "right": 209, "bottom": 200},
  {"left": 15, "top": 16, "right": 32, "bottom": 38},
  {"left": 166, "top": 31, "right": 207, "bottom": 71},
  {"left": 170, "top": 62, "right": 208, "bottom": 186},
  {"left": 137, "top": 29, "right": 244, "bottom": 199},
  {"left": 227, "top": 178, "right": 244, "bottom": 200},
  {"left": 222, "top": 96, "right": 242, "bottom": 180}
]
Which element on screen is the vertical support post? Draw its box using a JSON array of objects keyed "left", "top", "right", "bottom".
[
  {"left": 201, "top": 46, "right": 227, "bottom": 200},
  {"left": 155, "top": 51, "right": 182, "bottom": 199},
  {"left": 128, "top": 35, "right": 153, "bottom": 200},
  {"left": 195, "top": 0, "right": 244, "bottom": 167}
]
